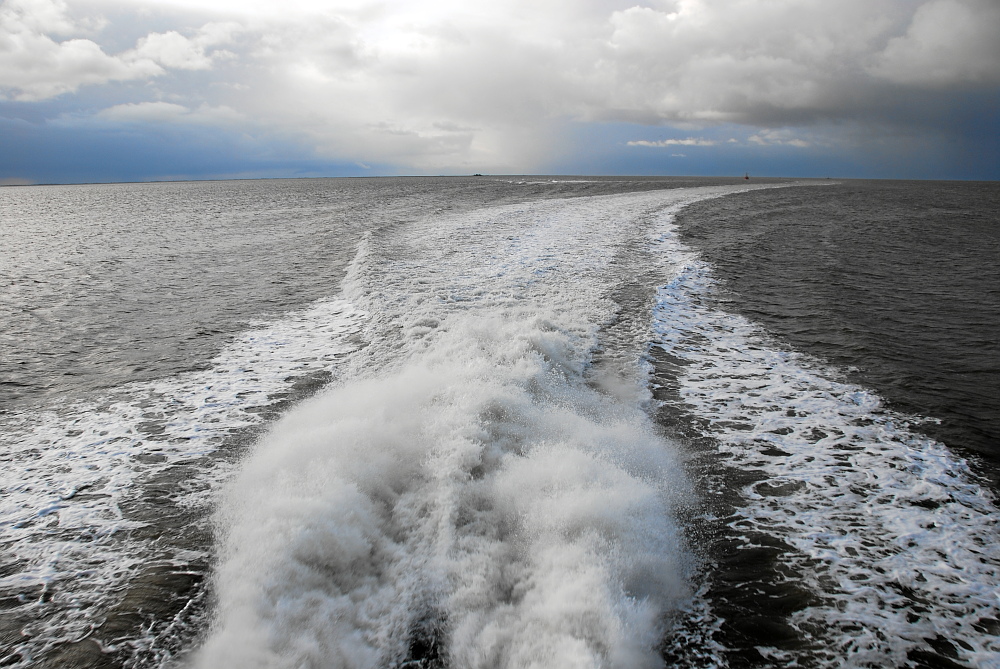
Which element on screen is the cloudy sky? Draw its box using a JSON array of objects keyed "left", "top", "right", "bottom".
[{"left": 1, "top": 0, "right": 998, "bottom": 183}]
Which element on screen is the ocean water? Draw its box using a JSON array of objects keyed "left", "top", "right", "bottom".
[
  {"left": 0, "top": 177, "right": 996, "bottom": 668},
  {"left": 673, "top": 181, "right": 1000, "bottom": 468}
]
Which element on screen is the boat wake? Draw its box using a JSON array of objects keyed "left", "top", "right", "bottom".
[{"left": 191, "top": 188, "right": 745, "bottom": 668}]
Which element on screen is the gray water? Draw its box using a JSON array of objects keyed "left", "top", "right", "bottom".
[
  {"left": 1, "top": 177, "right": 997, "bottom": 669},
  {"left": 674, "top": 180, "right": 1000, "bottom": 466},
  {"left": 663, "top": 180, "right": 1000, "bottom": 667}
]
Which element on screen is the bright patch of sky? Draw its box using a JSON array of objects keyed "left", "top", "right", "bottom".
[{"left": 1, "top": 0, "right": 998, "bottom": 182}]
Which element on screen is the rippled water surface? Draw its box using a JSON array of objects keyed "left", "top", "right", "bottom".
[
  {"left": 0, "top": 177, "right": 996, "bottom": 669},
  {"left": 674, "top": 181, "right": 1000, "bottom": 465}
]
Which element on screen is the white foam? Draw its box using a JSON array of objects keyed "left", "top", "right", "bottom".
[
  {"left": 650, "top": 215, "right": 1000, "bottom": 665},
  {"left": 0, "top": 298, "right": 367, "bottom": 666},
  {"left": 192, "top": 187, "right": 766, "bottom": 668},
  {"left": 196, "top": 316, "right": 689, "bottom": 669}
]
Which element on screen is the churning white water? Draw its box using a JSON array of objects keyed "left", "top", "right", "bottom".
[{"left": 192, "top": 187, "right": 758, "bottom": 668}]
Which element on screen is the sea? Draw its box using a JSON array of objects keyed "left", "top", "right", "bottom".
[{"left": 0, "top": 176, "right": 997, "bottom": 669}]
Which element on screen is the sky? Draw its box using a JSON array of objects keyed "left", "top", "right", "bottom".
[{"left": 1, "top": 0, "right": 998, "bottom": 183}]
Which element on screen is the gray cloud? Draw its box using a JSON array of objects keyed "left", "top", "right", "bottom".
[
  {"left": 3, "top": 0, "right": 998, "bottom": 172},
  {"left": 592, "top": 0, "right": 1000, "bottom": 126},
  {"left": 869, "top": 0, "right": 1000, "bottom": 86}
]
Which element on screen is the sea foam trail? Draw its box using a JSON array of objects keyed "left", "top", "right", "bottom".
[
  {"left": 0, "top": 299, "right": 366, "bottom": 667},
  {"left": 197, "top": 315, "right": 687, "bottom": 669},
  {"left": 651, "top": 215, "right": 1000, "bottom": 665},
  {"left": 192, "top": 187, "right": 761, "bottom": 668}
]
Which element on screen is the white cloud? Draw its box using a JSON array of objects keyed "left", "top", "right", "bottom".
[
  {"left": 627, "top": 138, "right": 717, "bottom": 147},
  {"left": 747, "top": 130, "right": 811, "bottom": 148},
  {"left": 128, "top": 23, "right": 241, "bottom": 71},
  {"left": 631, "top": 130, "right": 811, "bottom": 149},
  {"left": 97, "top": 100, "right": 188, "bottom": 121},
  {"left": 0, "top": 0, "right": 162, "bottom": 100},
  {"left": 94, "top": 101, "right": 244, "bottom": 124},
  {"left": 130, "top": 31, "right": 211, "bottom": 69},
  {"left": 0, "top": 1, "right": 240, "bottom": 100},
  {"left": 5, "top": 0, "right": 75, "bottom": 34}
]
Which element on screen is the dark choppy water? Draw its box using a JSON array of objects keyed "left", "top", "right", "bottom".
[
  {"left": 660, "top": 180, "right": 1000, "bottom": 667},
  {"left": 0, "top": 177, "right": 996, "bottom": 669},
  {"left": 673, "top": 180, "right": 1000, "bottom": 468}
]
